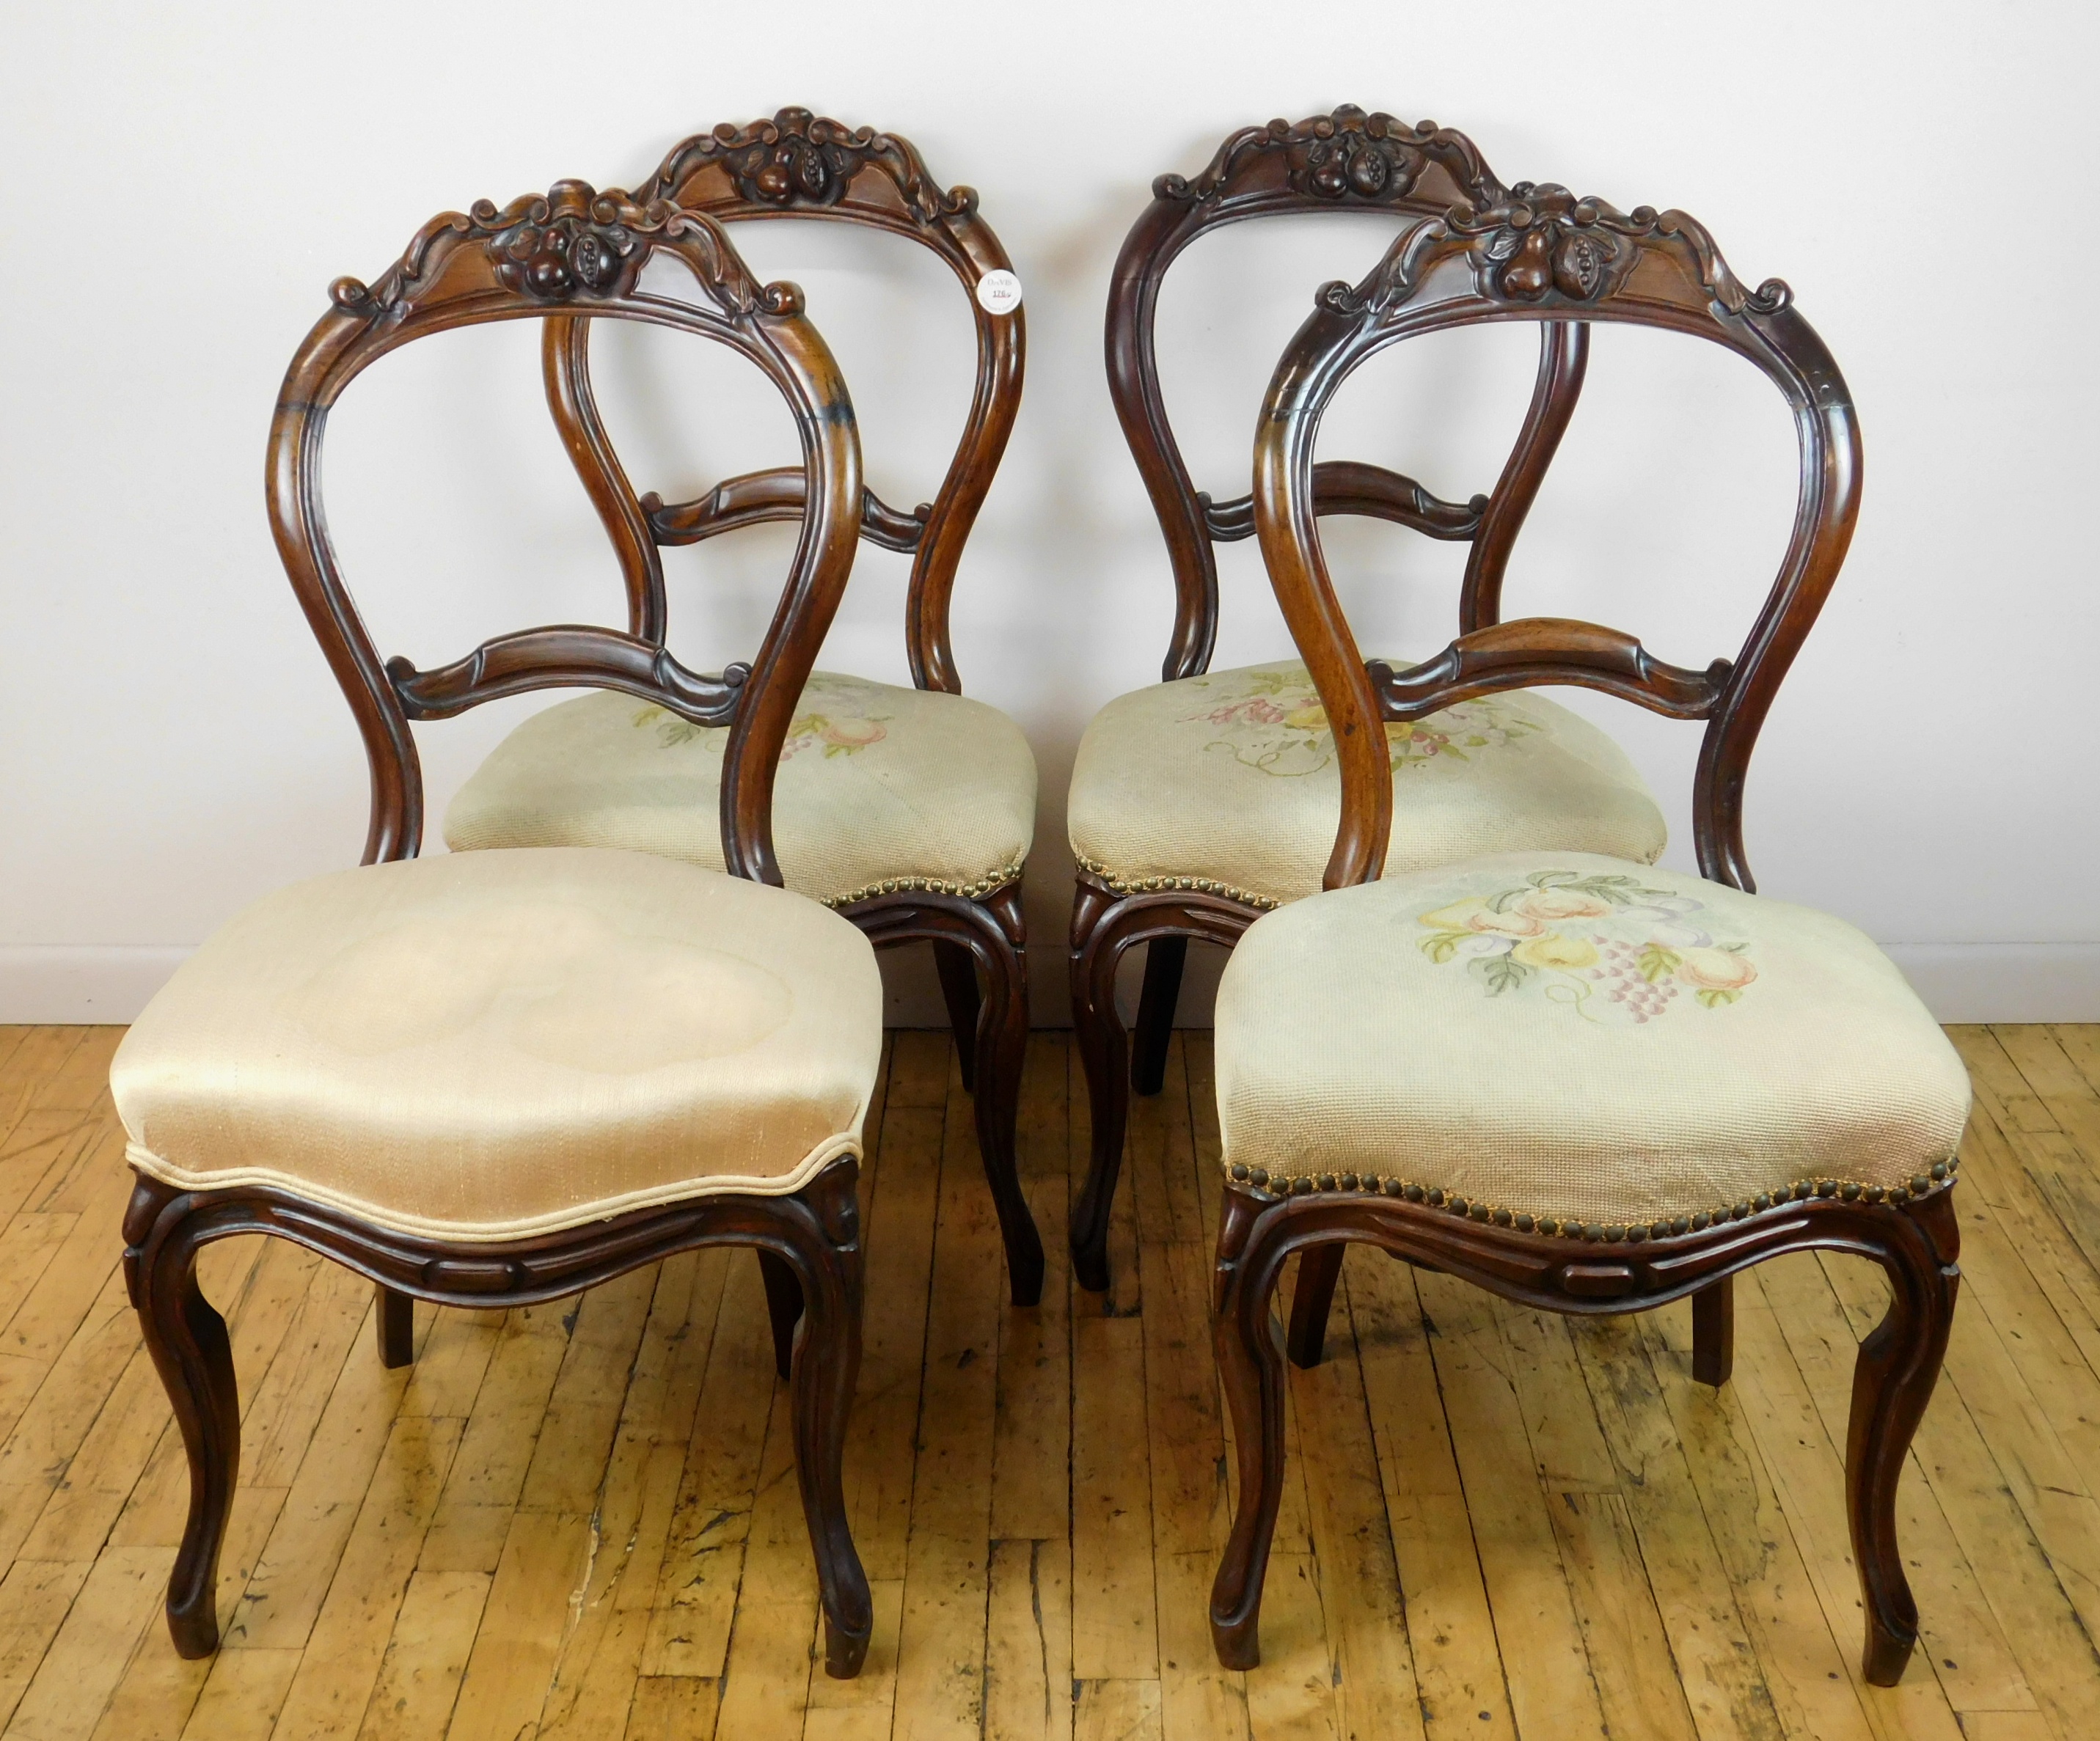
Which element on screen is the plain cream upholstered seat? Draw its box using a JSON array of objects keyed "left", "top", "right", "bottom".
[
  {"left": 1068, "top": 660, "right": 1667, "bottom": 909},
  {"left": 1215, "top": 851, "right": 1970, "bottom": 1231},
  {"left": 445, "top": 673, "right": 1037, "bottom": 908},
  {"left": 112, "top": 847, "right": 884, "bottom": 1242}
]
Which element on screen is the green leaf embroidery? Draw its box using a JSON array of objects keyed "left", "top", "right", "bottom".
[
  {"left": 1695, "top": 989, "right": 1741, "bottom": 1008},
  {"left": 1468, "top": 954, "right": 1535, "bottom": 996},
  {"left": 1421, "top": 931, "right": 1471, "bottom": 964},
  {"left": 1636, "top": 945, "right": 1681, "bottom": 983}
]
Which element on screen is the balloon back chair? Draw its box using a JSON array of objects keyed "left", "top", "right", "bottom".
[
  {"left": 114, "top": 181, "right": 884, "bottom": 1676},
  {"left": 1071, "top": 107, "right": 1670, "bottom": 1291},
  {"left": 443, "top": 109, "right": 1044, "bottom": 1303},
  {"left": 1207, "top": 176, "right": 1968, "bottom": 1687}
]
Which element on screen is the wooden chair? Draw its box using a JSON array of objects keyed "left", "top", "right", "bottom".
[
  {"left": 441, "top": 109, "right": 1045, "bottom": 1304},
  {"left": 1207, "top": 174, "right": 1968, "bottom": 1687},
  {"left": 1071, "top": 107, "right": 1669, "bottom": 1290},
  {"left": 114, "top": 181, "right": 882, "bottom": 1676}
]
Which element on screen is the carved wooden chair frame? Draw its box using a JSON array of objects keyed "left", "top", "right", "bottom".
[
  {"left": 129, "top": 182, "right": 878, "bottom": 1674},
  {"left": 1074, "top": 107, "right": 1592, "bottom": 1291},
  {"left": 542, "top": 109, "right": 1041, "bottom": 1303},
  {"left": 1209, "top": 180, "right": 1959, "bottom": 1688}
]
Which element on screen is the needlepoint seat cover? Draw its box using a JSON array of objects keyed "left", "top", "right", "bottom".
[
  {"left": 1067, "top": 659, "right": 1667, "bottom": 909},
  {"left": 111, "top": 848, "right": 884, "bottom": 1242},
  {"left": 1213, "top": 853, "right": 1971, "bottom": 1228},
  {"left": 444, "top": 674, "right": 1038, "bottom": 909}
]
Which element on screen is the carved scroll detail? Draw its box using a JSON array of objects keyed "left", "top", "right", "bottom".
[
  {"left": 645, "top": 106, "right": 977, "bottom": 226},
  {"left": 1322, "top": 182, "right": 1793, "bottom": 318},
  {"left": 329, "top": 180, "right": 802, "bottom": 324}
]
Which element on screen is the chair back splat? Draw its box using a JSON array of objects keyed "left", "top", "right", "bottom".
[
  {"left": 1252, "top": 181, "right": 1859, "bottom": 893},
  {"left": 1108, "top": 106, "right": 1594, "bottom": 681},
  {"left": 266, "top": 178, "right": 863, "bottom": 879},
  {"left": 541, "top": 107, "right": 1025, "bottom": 695}
]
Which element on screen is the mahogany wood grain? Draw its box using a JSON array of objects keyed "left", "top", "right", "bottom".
[{"left": 1075, "top": 109, "right": 1596, "bottom": 1289}]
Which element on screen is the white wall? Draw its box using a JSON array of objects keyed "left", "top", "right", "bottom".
[{"left": 3, "top": 0, "right": 2095, "bottom": 1025}]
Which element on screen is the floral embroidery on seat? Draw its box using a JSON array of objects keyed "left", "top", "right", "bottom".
[
  {"left": 632, "top": 703, "right": 890, "bottom": 759},
  {"left": 1416, "top": 868, "right": 1756, "bottom": 1023},
  {"left": 1185, "top": 667, "right": 1540, "bottom": 777}
]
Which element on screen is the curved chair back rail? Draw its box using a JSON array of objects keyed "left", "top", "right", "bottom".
[
  {"left": 266, "top": 179, "right": 864, "bottom": 879},
  {"left": 538, "top": 107, "right": 1023, "bottom": 696},
  {"left": 1108, "top": 105, "right": 1592, "bottom": 681},
  {"left": 1252, "top": 183, "right": 1859, "bottom": 893}
]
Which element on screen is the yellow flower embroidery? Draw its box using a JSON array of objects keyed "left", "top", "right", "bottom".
[{"left": 1415, "top": 870, "right": 1755, "bottom": 1024}]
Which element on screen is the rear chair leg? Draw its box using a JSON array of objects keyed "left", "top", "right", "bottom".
[
  {"left": 1131, "top": 937, "right": 1186, "bottom": 1096},
  {"left": 1691, "top": 1277, "right": 1733, "bottom": 1388},
  {"left": 376, "top": 1284, "right": 416, "bottom": 1368}
]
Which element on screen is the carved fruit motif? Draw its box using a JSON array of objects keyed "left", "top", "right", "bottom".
[{"left": 1472, "top": 187, "right": 1626, "bottom": 304}]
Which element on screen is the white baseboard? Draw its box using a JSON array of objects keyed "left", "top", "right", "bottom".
[
  {"left": 0, "top": 948, "right": 194, "bottom": 1023},
  {"left": 1878, "top": 944, "right": 2100, "bottom": 1024},
  {"left": 5, "top": 941, "right": 2096, "bottom": 1027}
]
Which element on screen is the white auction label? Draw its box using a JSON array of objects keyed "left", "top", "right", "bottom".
[{"left": 976, "top": 269, "right": 1023, "bottom": 315}]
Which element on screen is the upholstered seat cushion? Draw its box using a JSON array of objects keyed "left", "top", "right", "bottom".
[
  {"left": 444, "top": 674, "right": 1036, "bottom": 908},
  {"left": 1067, "top": 659, "right": 1666, "bottom": 909},
  {"left": 1214, "top": 852, "right": 1970, "bottom": 1228},
  {"left": 111, "top": 848, "right": 883, "bottom": 1242}
]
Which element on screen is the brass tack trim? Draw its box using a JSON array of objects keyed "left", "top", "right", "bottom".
[
  {"left": 1223, "top": 1150, "right": 1961, "bottom": 1236},
  {"left": 1072, "top": 853, "right": 1281, "bottom": 910},
  {"left": 824, "top": 860, "right": 1024, "bottom": 910}
]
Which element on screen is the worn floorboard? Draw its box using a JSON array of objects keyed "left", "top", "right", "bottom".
[{"left": 0, "top": 1022, "right": 2094, "bottom": 1738}]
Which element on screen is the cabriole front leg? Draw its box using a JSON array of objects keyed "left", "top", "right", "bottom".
[
  {"left": 1848, "top": 1187, "right": 1961, "bottom": 1685},
  {"left": 123, "top": 1177, "right": 242, "bottom": 1659},
  {"left": 1209, "top": 1187, "right": 1290, "bottom": 1669},
  {"left": 783, "top": 1163, "right": 874, "bottom": 1677}
]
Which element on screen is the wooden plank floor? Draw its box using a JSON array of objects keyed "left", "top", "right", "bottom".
[{"left": 0, "top": 1023, "right": 2099, "bottom": 1737}]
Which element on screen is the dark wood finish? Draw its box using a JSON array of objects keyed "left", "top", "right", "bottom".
[
  {"left": 535, "top": 112, "right": 1035, "bottom": 1250},
  {"left": 1209, "top": 1170, "right": 1960, "bottom": 1686},
  {"left": 1073, "top": 109, "right": 1594, "bottom": 1289},
  {"left": 125, "top": 1157, "right": 874, "bottom": 1676},
  {"left": 1215, "top": 164, "right": 1906, "bottom": 1681},
  {"left": 1691, "top": 1278, "right": 1735, "bottom": 1388},
  {"left": 268, "top": 178, "right": 863, "bottom": 881},
  {"left": 846, "top": 881, "right": 1042, "bottom": 1305},
  {"left": 1130, "top": 935, "right": 1188, "bottom": 1097},
  {"left": 637, "top": 106, "right": 1024, "bottom": 697},
  {"left": 1253, "top": 181, "right": 1859, "bottom": 898},
  {"left": 1067, "top": 879, "right": 1255, "bottom": 1293},
  {"left": 374, "top": 1284, "right": 414, "bottom": 1369},
  {"left": 932, "top": 939, "right": 983, "bottom": 1092},
  {"left": 205, "top": 181, "right": 879, "bottom": 1676}
]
